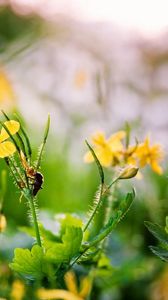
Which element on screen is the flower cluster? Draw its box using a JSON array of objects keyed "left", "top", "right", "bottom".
[{"left": 84, "top": 130, "right": 164, "bottom": 176}]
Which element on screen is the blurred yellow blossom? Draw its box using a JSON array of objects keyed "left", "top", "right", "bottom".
[
  {"left": 37, "top": 271, "right": 91, "bottom": 300},
  {"left": 84, "top": 131, "right": 125, "bottom": 167},
  {"left": 84, "top": 130, "right": 164, "bottom": 176},
  {"left": 150, "top": 266, "right": 168, "bottom": 300},
  {"left": 135, "top": 136, "right": 164, "bottom": 174},
  {"left": 65, "top": 271, "right": 91, "bottom": 299},
  {"left": 10, "top": 280, "right": 25, "bottom": 300},
  {"left": 0, "top": 120, "right": 20, "bottom": 158},
  {"left": 0, "top": 70, "right": 16, "bottom": 111},
  {"left": 37, "top": 289, "right": 82, "bottom": 300},
  {"left": 0, "top": 214, "right": 7, "bottom": 233},
  {"left": 74, "top": 70, "right": 87, "bottom": 89}
]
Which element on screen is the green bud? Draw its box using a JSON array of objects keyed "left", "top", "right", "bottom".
[{"left": 118, "top": 166, "right": 139, "bottom": 180}]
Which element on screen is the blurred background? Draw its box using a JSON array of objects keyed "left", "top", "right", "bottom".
[{"left": 0, "top": 1, "right": 168, "bottom": 299}]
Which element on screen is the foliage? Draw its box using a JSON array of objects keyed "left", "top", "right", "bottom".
[
  {"left": 0, "top": 113, "right": 165, "bottom": 300},
  {"left": 145, "top": 220, "right": 168, "bottom": 262}
]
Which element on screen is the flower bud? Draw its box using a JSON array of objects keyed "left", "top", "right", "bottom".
[
  {"left": 118, "top": 166, "right": 139, "bottom": 180},
  {"left": 0, "top": 214, "right": 7, "bottom": 232}
]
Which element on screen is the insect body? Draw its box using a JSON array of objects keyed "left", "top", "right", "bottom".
[
  {"left": 33, "top": 172, "right": 44, "bottom": 196},
  {"left": 20, "top": 151, "right": 44, "bottom": 196}
]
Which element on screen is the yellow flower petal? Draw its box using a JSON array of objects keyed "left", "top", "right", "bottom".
[
  {"left": 84, "top": 151, "right": 94, "bottom": 163},
  {"left": 92, "top": 131, "right": 106, "bottom": 146},
  {"left": 0, "top": 214, "right": 7, "bottom": 233},
  {"left": 96, "top": 148, "right": 113, "bottom": 167},
  {"left": 65, "top": 272, "right": 78, "bottom": 295},
  {"left": 0, "top": 120, "right": 20, "bottom": 142},
  {"left": 151, "top": 161, "right": 163, "bottom": 175},
  {"left": 10, "top": 280, "right": 25, "bottom": 300},
  {"left": 108, "top": 131, "right": 125, "bottom": 152},
  {"left": 84, "top": 148, "right": 113, "bottom": 167},
  {"left": 108, "top": 131, "right": 126, "bottom": 143},
  {"left": 0, "top": 141, "right": 16, "bottom": 158},
  {"left": 79, "top": 277, "right": 91, "bottom": 298},
  {"left": 0, "top": 70, "right": 16, "bottom": 111},
  {"left": 37, "top": 289, "right": 82, "bottom": 300},
  {"left": 84, "top": 130, "right": 126, "bottom": 168},
  {"left": 134, "top": 136, "right": 164, "bottom": 175}
]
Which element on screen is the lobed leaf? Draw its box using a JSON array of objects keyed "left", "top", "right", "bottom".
[
  {"left": 45, "top": 226, "right": 83, "bottom": 264},
  {"left": 10, "top": 245, "right": 44, "bottom": 280}
]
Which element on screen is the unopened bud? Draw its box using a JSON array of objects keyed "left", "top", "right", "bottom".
[
  {"left": 0, "top": 214, "right": 7, "bottom": 232},
  {"left": 118, "top": 166, "right": 139, "bottom": 180}
]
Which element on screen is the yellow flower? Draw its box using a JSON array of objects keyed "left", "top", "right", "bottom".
[
  {"left": 84, "top": 131, "right": 125, "bottom": 167},
  {"left": 0, "top": 214, "right": 7, "bottom": 233},
  {"left": 0, "top": 120, "right": 20, "bottom": 158},
  {"left": 10, "top": 280, "right": 25, "bottom": 300},
  {"left": 37, "top": 271, "right": 91, "bottom": 300},
  {"left": 0, "top": 70, "right": 16, "bottom": 111},
  {"left": 135, "top": 136, "right": 164, "bottom": 174}
]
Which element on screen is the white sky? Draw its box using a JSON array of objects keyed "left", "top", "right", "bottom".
[{"left": 12, "top": 0, "right": 168, "bottom": 36}]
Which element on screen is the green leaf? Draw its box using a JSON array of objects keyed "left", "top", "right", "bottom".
[
  {"left": 165, "top": 216, "right": 168, "bottom": 234},
  {"left": 78, "top": 247, "right": 100, "bottom": 264},
  {"left": 45, "top": 226, "right": 83, "bottom": 264},
  {"left": 36, "top": 114, "right": 50, "bottom": 170},
  {"left": 84, "top": 190, "right": 135, "bottom": 249},
  {"left": 19, "top": 225, "right": 61, "bottom": 243},
  {"left": 98, "top": 254, "right": 112, "bottom": 269},
  {"left": 144, "top": 221, "right": 168, "bottom": 246},
  {"left": 60, "top": 214, "right": 83, "bottom": 235},
  {"left": 149, "top": 246, "right": 168, "bottom": 262},
  {"left": 125, "top": 122, "right": 130, "bottom": 149},
  {"left": 118, "top": 189, "right": 135, "bottom": 220},
  {"left": 85, "top": 140, "right": 104, "bottom": 184},
  {"left": 10, "top": 245, "right": 44, "bottom": 280}
]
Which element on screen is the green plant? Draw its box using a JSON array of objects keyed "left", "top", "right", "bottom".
[
  {"left": 145, "top": 217, "right": 168, "bottom": 262},
  {"left": 2, "top": 113, "right": 160, "bottom": 300}
]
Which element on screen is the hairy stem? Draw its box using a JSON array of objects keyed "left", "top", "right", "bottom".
[
  {"left": 83, "top": 177, "right": 119, "bottom": 233},
  {"left": 83, "top": 183, "right": 104, "bottom": 232},
  {"left": 24, "top": 190, "right": 42, "bottom": 247}
]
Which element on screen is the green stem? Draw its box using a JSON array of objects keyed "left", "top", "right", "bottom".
[
  {"left": 84, "top": 212, "right": 122, "bottom": 249},
  {"left": 103, "top": 182, "right": 118, "bottom": 227},
  {"left": 83, "top": 177, "right": 119, "bottom": 233},
  {"left": 35, "top": 115, "right": 50, "bottom": 171},
  {"left": 70, "top": 210, "right": 123, "bottom": 269},
  {"left": 83, "top": 183, "right": 104, "bottom": 232},
  {"left": 24, "top": 190, "right": 42, "bottom": 247}
]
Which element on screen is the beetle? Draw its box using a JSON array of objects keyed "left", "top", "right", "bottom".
[{"left": 32, "top": 172, "right": 44, "bottom": 196}]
